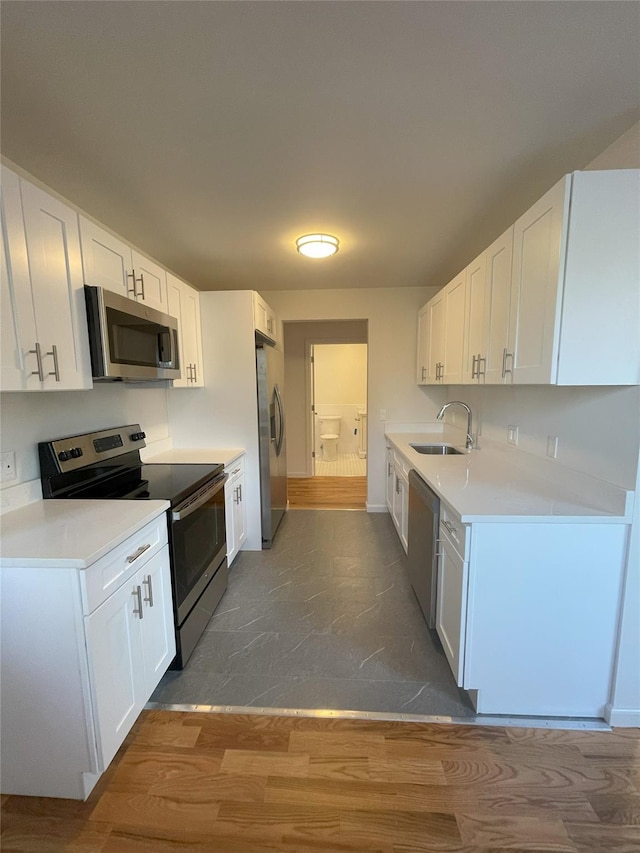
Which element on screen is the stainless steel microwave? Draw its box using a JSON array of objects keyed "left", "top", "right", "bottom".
[{"left": 85, "top": 286, "right": 180, "bottom": 381}]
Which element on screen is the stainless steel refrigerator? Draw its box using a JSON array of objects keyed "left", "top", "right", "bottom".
[{"left": 256, "top": 334, "right": 287, "bottom": 547}]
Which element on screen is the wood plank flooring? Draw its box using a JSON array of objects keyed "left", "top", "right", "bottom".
[
  {"left": 288, "top": 477, "right": 367, "bottom": 510},
  {"left": 2, "top": 710, "right": 639, "bottom": 852}
]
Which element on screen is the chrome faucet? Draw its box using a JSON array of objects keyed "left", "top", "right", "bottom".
[{"left": 437, "top": 401, "right": 474, "bottom": 451}]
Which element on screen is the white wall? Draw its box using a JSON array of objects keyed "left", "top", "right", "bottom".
[
  {"left": 267, "top": 287, "right": 445, "bottom": 508},
  {"left": 0, "top": 385, "right": 170, "bottom": 493},
  {"left": 584, "top": 121, "right": 640, "bottom": 170}
]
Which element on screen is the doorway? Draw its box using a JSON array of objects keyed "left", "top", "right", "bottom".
[
  {"left": 282, "top": 320, "right": 368, "bottom": 510},
  {"left": 311, "top": 343, "right": 367, "bottom": 477}
]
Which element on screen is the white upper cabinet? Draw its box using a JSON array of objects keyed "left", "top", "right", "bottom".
[
  {"left": 508, "top": 177, "right": 570, "bottom": 384},
  {"left": 79, "top": 217, "right": 132, "bottom": 299},
  {"left": 253, "top": 291, "right": 278, "bottom": 345},
  {"left": 462, "top": 252, "right": 487, "bottom": 384},
  {"left": 483, "top": 227, "right": 514, "bottom": 385},
  {"left": 442, "top": 271, "right": 466, "bottom": 385},
  {"left": 416, "top": 303, "right": 429, "bottom": 385},
  {"left": 130, "top": 251, "right": 168, "bottom": 313},
  {"left": 166, "top": 273, "right": 204, "bottom": 388},
  {"left": 1, "top": 167, "right": 92, "bottom": 391},
  {"left": 417, "top": 169, "right": 639, "bottom": 387},
  {"left": 79, "top": 218, "right": 168, "bottom": 313},
  {"left": 426, "top": 290, "right": 445, "bottom": 383}
]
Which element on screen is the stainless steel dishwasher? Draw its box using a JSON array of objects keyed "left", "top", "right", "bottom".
[{"left": 407, "top": 469, "right": 440, "bottom": 629}]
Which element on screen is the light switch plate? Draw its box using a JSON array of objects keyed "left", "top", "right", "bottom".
[
  {"left": 547, "top": 436, "right": 559, "bottom": 459},
  {"left": 507, "top": 425, "right": 519, "bottom": 446}
]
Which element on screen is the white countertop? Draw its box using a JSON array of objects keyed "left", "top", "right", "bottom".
[
  {"left": 143, "top": 448, "right": 244, "bottom": 467},
  {"left": 386, "top": 432, "right": 632, "bottom": 523},
  {"left": 0, "top": 500, "right": 169, "bottom": 568}
]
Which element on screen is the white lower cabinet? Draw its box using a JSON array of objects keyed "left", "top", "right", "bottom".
[
  {"left": 433, "top": 509, "right": 627, "bottom": 718},
  {"left": 225, "top": 455, "right": 247, "bottom": 565},
  {"left": 385, "top": 446, "right": 395, "bottom": 511},
  {"left": 390, "top": 452, "right": 409, "bottom": 553},
  {"left": 0, "top": 514, "right": 175, "bottom": 799}
]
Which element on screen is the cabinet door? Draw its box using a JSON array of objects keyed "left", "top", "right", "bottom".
[
  {"left": 385, "top": 448, "right": 394, "bottom": 512},
  {"left": 139, "top": 550, "right": 176, "bottom": 698},
  {"left": 1, "top": 168, "right": 39, "bottom": 391},
  {"left": 79, "top": 217, "right": 132, "bottom": 298},
  {"left": 131, "top": 250, "right": 167, "bottom": 313},
  {"left": 416, "top": 304, "right": 429, "bottom": 384},
  {"left": 20, "top": 180, "right": 92, "bottom": 390},
  {"left": 436, "top": 532, "right": 469, "bottom": 686},
  {"left": 85, "top": 578, "right": 144, "bottom": 770},
  {"left": 462, "top": 252, "right": 487, "bottom": 383},
  {"left": 225, "top": 475, "right": 237, "bottom": 565},
  {"left": 483, "top": 227, "right": 514, "bottom": 384},
  {"left": 391, "top": 469, "right": 402, "bottom": 532},
  {"left": 253, "top": 292, "right": 277, "bottom": 343},
  {"left": 181, "top": 284, "right": 204, "bottom": 387},
  {"left": 166, "top": 274, "right": 188, "bottom": 388},
  {"left": 442, "top": 272, "right": 466, "bottom": 385},
  {"left": 426, "top": 292, "right": 445, "bottom": 383},
  {"left": 509, "top": 177, "right": 569, "bottom": 384},
  {"left": 233, "top": 470, "right": 247, "bottom": 556}
]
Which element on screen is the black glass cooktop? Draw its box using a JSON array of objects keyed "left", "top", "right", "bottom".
[{"left": 65, "top": 463, "right": 224, "bottom": 506}]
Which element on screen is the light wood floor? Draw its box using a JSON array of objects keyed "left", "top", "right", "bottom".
[
  {"left": 2, "top": 711, "right": 639, "bottom": 852},
  {"left": 287, "top": 476, "right": 367, "bottom": 510}
]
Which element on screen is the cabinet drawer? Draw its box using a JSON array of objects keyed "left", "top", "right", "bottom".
[
  {"left": 82, "top": 515, "right": 168, "bottom": 615},
  {"left": 225, "top": 454, "right": 245, "bottom": 482},
  {"left": 439, "top": 503, "right": 468, "bottom": 561},
  {"left": 393, "top": 451, "right": 410, "bottom": 479}
]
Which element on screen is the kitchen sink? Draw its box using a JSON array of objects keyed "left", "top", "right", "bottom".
[{"left": 409, "top": 443, "right": 463, "bottom": 455}]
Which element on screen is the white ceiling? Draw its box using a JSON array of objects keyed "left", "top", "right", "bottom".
[{"left": 1, "top": 1, "right": 638, "bottom": 292}]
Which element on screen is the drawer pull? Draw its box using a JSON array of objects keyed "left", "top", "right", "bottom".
[
  {"left": 132, "top": 585, "right": 143, "bottom": 619},
  {"left": 127, "top": 543, "right": 151, "bottom": 564},
  {"left": 442, "top": 520, "right": 458, "bottom": 536},
  {"left": 231, "top": 467, "right": 241, "bottom": 475},
  {"left": 143, "top": 574, "right": 154, "bottom": 607}
]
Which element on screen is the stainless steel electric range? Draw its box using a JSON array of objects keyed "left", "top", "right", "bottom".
[{"left": 39, "top": 424, "right": 227, "bottom": 668}]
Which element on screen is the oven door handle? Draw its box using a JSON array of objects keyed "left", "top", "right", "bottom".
[{"left": 171, "top": 474, "right": 227, "bottom": 522}]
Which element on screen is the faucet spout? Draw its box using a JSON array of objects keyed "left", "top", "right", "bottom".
[{"left": 436, "top": 401, "right": 474, "bottom": 451}]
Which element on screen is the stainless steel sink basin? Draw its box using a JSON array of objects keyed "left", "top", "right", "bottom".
[{"left": 409, "top": 443, "right": 463, "bottom": 455}]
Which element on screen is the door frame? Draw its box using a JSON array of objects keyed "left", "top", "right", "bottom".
[{"left": 304, "top": 337, "right": 369, "bottom": 478}]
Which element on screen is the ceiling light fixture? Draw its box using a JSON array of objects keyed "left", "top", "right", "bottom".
[{"left": 296, "top": 233, "right": 339, "bottom": 258}]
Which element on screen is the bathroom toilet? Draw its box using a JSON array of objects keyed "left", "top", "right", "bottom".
[{"left": 318, "top": 415, "right": 341, "bottom": 462}]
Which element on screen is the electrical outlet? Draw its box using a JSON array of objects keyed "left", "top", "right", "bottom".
[
  {"left": 379, "top": 409, "right": 387, "bottom": 421},
  {"left": 507, "top": 425, "right": 519, "bottom": 446},
  {"left": 0, "top": 451, "right": 17, "bottom": 483},
  {"left": 547, "top": 435, "right": 559, "bottom": 459}
]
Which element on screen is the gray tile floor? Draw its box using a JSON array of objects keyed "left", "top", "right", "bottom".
[{"left": 151, "top": 510, "right": 475, "bottom": 717}]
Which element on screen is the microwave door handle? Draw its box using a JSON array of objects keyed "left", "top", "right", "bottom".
[{"left": 158, "top": 328, "right": 172, "bottom": 365}]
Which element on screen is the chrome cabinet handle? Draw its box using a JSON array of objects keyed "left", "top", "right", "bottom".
[
  {"left": 388, "top": 462, "right": 393, "bottom": 476},
  {"left": 127, "top": 543, "right": 151, "bottom": 564},
  {"left": 191, "top": 363, "right": 197, "bottom": 383},
  {"left": 29, "top": 342, "right": 44, "bottom": 381},
  {"left": 45, "top": 344, "right": 60, "bottom": 381},
  {"left": 234, "top": 486, "right": 240, "bottom": 504},
  {"left": 442, "top": 520, "right": 457, "bottom": 536},
  {"left": 435, "top": 538, "right": 443, "bottom": 558},
  {"left": 132, "top": 585, "right": 144, "bottom": 619},
  {"left": 186, "top": 364, "right": 193, "bottom": 382},
  {"left": 502, "top": 348, "right": 513, "bottom": 378},
  {"left": 231, "top": 467, "right": 241, "bottom": 475},
  {"left": 477, "top": 355, "right": 486, "bottom": 379},
  {"left": 471, "top": 355, "right": 478, "bottom": 379},
  {"left": 139, "top": 272, "right": 145, "bottom": 300},
  {"left": 142, "top": 574, "right": 154, "bottom": 607},
  {"left": 421, "top": 366, "right": 426, "bottom": 382},
  {"left": 395, "top": 475, "right": 400, "bottom": 494},
  {"left": 127, "top": 270, "right": 145, "bottom": 299}
]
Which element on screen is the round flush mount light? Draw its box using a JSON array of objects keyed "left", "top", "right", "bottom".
[{"left": 296, "top": 233, "right": 340, "bottom": 258}]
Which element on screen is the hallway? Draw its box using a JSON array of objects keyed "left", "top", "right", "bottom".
[{"left": 151, "top": 510, "right": 474, "bottom": 718}]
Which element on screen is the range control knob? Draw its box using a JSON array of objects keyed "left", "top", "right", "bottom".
[
  {"left": 130, "top": 431, "right": 146, "bottom": 441},
  {"left": 69, "top": 447, "right": 83, "bottom": 459},
  {"left": 58, "top": 450, "right": 70, "bottom": 462}
]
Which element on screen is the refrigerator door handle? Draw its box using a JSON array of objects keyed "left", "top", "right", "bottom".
[{"left": 274, "top": 383, "right": 285, "bottom": 457}]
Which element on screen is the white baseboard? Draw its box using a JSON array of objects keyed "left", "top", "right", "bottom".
[
  {"left": 367, "top": 503, "right": 388, "bottom": 513},
  {"left": 605, "top": 703, "right": 640, "bottom": 727}
]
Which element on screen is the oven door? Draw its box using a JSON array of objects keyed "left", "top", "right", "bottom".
[{"left": 170, "top": 473, "right": 227, "bottom": 625}]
